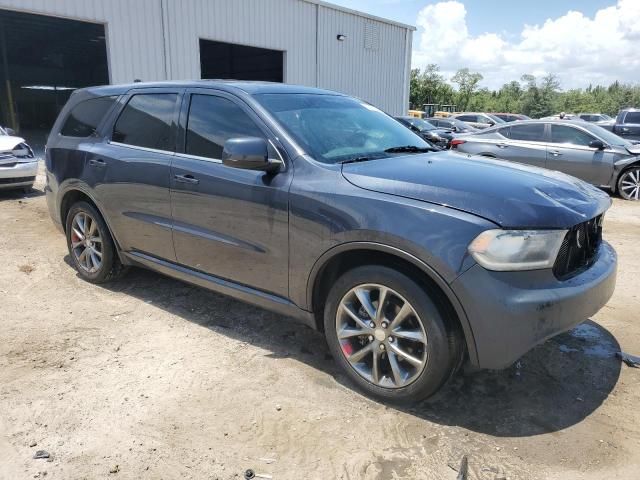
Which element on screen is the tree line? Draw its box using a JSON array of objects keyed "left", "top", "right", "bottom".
[{"left": 410, "top": 64, "right": 640, "bottom": 118}]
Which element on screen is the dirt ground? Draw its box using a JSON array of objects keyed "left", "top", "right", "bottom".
[{"left": 1, "top": 169, "right": 639, "bottom": 480}]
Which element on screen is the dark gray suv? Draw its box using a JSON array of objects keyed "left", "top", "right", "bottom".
[{"left": 45, "top": 81, "right": 617, "bottom": 403}]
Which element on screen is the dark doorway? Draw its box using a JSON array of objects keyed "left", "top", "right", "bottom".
[
  {"left": 0, "top": 9, "right": 109, "bottom": 151},
  {"left": 199, "top": 39, "right": 283, "bottom": 83}
]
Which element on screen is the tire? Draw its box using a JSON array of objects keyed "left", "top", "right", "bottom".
[
  {"left": 324, "top": 265, "right": 462, "bottom": 403},
  {"left": 617, "top": 166, "right": 640, "bottom": 201},
  {"left": 65, "top": 201, "right": 126, "bottom": 283}
]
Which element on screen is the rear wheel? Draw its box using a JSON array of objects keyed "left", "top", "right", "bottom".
[
  {"left": 324, "top": 265, "right": 461, "bottom": 403},
  {"left": 617, "top": 166, "right": 640, "bottom": 201},
  {"left": 65, "top": 201, "right": 126, "bottom": 283}
]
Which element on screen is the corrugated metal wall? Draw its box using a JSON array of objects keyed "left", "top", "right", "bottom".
[{"left": 0, "top": 0, "right": 411, "bottom": 114}]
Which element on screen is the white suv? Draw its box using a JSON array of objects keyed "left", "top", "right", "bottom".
[{"left": 0, "top": 127, "right": 37, "bottom": 193}]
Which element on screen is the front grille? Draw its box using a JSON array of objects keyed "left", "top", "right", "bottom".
[
  {"left": 553, "top": 215, "right": 603, "bottom": 280},
  {"left": 0, "top": 176, "right": 35, "bottom": 185}
]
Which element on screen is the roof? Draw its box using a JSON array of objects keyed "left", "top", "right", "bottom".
[
  {"left": 80, "top": 80, "right": 343, "bottom": 97},
  {"left": 301, "top": 0, "right": 415, "bottom": 30}
]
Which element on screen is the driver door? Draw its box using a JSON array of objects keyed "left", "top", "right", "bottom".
[{"left": 169, "top": 89, "right": 292, "bottom": 297}]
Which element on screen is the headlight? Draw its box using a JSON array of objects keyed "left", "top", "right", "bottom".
[
  {"left": 468, "top": 229, "right": 567, "bottom": 271},
  {"left": 12, "top": 143, "right": 34, "bottom": 159}
]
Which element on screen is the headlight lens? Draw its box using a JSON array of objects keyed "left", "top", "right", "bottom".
[
  {"left": 12, "top": 143, "right": 34, "bottom": 159},
  {"left": 468, "top": 229, "right": 567, "bottom": 271}
]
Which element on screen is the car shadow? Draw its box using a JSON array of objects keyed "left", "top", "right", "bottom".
[
  {"left": 70, "top": 261, "right": 622, "bottom": 438},
  {"left": 0, "top": 188, "right": 45, "bottom": 201}
]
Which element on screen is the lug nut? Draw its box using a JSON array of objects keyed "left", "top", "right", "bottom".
[
  {"left": 381, "top": 321, "right": 388, "bottom": 329},
  {"left": 368, "top": 335, "right": 374, "bottom": 342},
  {"left": 369, "top": 322, "right": 375, "bottom": 328},
  {"left": 388, "top": 336, "right": 394, "bottom": 343},
  {"left": 379, "top": 344, "right": 385, "bottom": 351}
]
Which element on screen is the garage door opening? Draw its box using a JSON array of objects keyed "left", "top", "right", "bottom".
[
  {"left": 0, "top": 9, "right": 109, "bottom": 151},
  {"left": 199, "top": 39, "right": 283, "bottom": 83}
]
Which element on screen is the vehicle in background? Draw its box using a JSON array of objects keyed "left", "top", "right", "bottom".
[
  {"left": 395, "top": 116, "right": 452, "bottom": 149},
  {"left": 492, "top": 113, "right": 531, "bottom": 122},
  {"left": 452, "top": 120, "right": 640, "bottom": 200},
  {"left": 425, "top": 117, "right": 479, "bottom": 134},
  {"left": 407, "top": 109, "right": 426, "bottom": 119},
  {"left": 578, "top": 113, "right": 615, "bottom": 131},
  {"left": 46, "top": 81, "right": 616, "bottom": 403},
  {"left": 613, "top": 108, "right": 640, "bottom": 141},
  {"left": 0, "top": 126, "right": 37, "bottom": 193},
  {"left": 451, "top": 112, "right": 506, "bottom": 129},
  {"left": 540, "top": 113, "right": 580, "bottom": 121}
]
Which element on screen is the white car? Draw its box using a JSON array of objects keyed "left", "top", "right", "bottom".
[{"left": 0, "top": 127, "right": 38, "bottom": 192}]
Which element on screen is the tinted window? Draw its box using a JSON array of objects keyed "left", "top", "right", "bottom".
[
  {"left": 113, "top": 93, "right": 177, "bottom": 150},
  {"left": 551, "top": 125, "right": 595, "bottom": 146},
  {"left": 497, "top": 127, "right": 511, "bottom": 138},
  {"left": 509, "top": 124, "right": 545, "bottom": 142},
  {"left": 186, "top": 94, "right": 265, "bottom": 159},
  {"left": 624, "top": 112, "right": 640, "bottom": 124},
  {"left": 457, "top": 115, "right": 476, "bottom": 122},
  {"left": 61, "top": 96, "right": 117, "bottom": 137}
]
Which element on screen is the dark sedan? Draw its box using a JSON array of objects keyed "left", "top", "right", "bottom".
[{"left": 394, "top": 116, "right": 453, "bottom": 148}]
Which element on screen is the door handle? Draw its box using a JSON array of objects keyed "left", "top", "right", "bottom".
[
  {"left": 88, "top": 158, "right": 106, "bottom": 167},
  {"left": 174, "top": 173, "right": 199, "bottom": 185},
  {"left": 549, "top": 150, "right": 563, "bottom": 156},
  {"left": 497, "top": 143, "right": 509, "bottom": 149}
]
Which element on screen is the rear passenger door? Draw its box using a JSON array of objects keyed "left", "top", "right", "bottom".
[
  {"left": 93, "top": 88, "right": 182, "bottom": 262},
  {"left": 547, "top": 124, "right": 613, "bottom": 184},
  {"left": 616, "top": 111, "right": 640, "bottom": 141},
  {"left": 169, "top": 89, "right": 291, "bottom": 297},
  {"left": 499, "top": 123, "right": 547, "bottom": 169}
]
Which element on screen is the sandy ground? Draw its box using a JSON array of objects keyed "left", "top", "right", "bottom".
[{"left": 1, "top": 170, "right": 639, "bottom": 480}]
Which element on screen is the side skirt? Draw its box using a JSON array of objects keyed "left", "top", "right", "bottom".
[{"left": 123, "top": 251, "right": 316, "bottom": 329}]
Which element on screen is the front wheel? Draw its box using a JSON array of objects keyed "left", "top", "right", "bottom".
[
  {"left": 617, "top": 166, "right": 640, "bottom": 201},
  {"left": 324, "top": 266, "right": 462, "bottom": 403}
]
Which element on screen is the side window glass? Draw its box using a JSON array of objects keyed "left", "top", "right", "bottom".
[
  {"left": 186, "top": 94, "right": 265, "bottom": 160},
  {"left": 624, "top": 112, "right": 640, "bottom": 124},
  {"left": 497, "top": 127, "right": 511, "bottom": 138},
  {"left": 112, "top": 93, "right": 178, "bottom": 151},
  {"left": 551, "top": 125, "right": 595, "bottom": 146},
  {"left": 509, "top": 124, "right": 545, "bottom": 142},
  {"left": 60, "top": 96, "right": 118, "bottom": 137}
]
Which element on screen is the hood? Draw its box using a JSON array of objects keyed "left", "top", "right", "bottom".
[
  {"left": 341, "top": 152, "right": 611, "bottom": 229},
  {"left": 625, "top": 143, "right": 640, "bottom": 155},
  {"left": 0, "top": 135, "right": 26, "bottom": 153}
]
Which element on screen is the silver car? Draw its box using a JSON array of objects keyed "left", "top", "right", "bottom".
[
  {"left": 452, "top": 120, "right": 640, "bottom": 200},
  {"left": 578, "top": 113, "right": 615, "bottom": 131},
  {"left": 450, "top": 112, "right": 506, "bottom": 129},
  {"left": 0, "top": 127, "right": 38, "bottom": 193}
]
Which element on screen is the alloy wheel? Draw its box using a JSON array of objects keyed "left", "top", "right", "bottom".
[
  {"left": 70, "top": 211, "right": 103, "bottom": 273},
  {"left": 335, "top": 283, "right": 428, "bottom": 388},
  {"left": 620, "top": 168, "right": 640, "bottom": 200}
]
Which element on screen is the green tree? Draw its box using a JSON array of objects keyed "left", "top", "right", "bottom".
[{"left": 451, "top": 68, "right": 484, "bottom": 110}]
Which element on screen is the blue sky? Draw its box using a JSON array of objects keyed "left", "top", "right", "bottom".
[{"left": 329, "top": 0, "right": 639, "bottom": 89}]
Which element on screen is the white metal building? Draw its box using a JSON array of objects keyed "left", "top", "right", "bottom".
[{"left": 0, "top": 0, "right": 413, "bottom": 136}]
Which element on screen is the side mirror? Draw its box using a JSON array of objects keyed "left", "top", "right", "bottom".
[
  {"left": 5, "top": 127, "right": 16, "bottom": 136},
  {"left": 589, "top": 139, "right": 605, "bottom": 150},
  {"left": 487, "top": 121, "right": 495, "bottom": 127},
  {"left": 222, "top": 137, "right": 282, "bottom": 173}
]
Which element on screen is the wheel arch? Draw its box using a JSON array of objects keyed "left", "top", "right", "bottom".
[
  {"left": 614, "top": 160, "right": 640, "bottom": 193},
  {"left": 307, "top": 242, "right": 479, "bottom": 366}
]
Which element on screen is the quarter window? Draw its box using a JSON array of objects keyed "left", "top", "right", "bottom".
[
  {"left": 112, "top": 93, "right": 178, "bottom": 151},
  {"left": 61, "top": 96, "right": 118, "bottom": 137},
  {"left": 509, "top": 124, "right": 545, "bottom": 142},
  {"left": 624, "top": 112, "right": 640, "bottom": 124},
  {"left": 186, "top": 94, "right": 265, "bottom": 160},
  {"left": 550, "top": 125, "right": 595, "bottom": 146}
]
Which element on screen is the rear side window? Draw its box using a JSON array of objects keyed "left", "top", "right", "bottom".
[
  {"left": 60, "top": 96, "right": 118, "bottom": 137},
  {"left": 497, "top": 127, "right": 511, "bottom": 138},
  {"left": 112, "top": 93, "right": 178, "bottom": 151},
  {"left": 624, "top": 112, "right": 640, "bottom": 124},
  {"left": 509, "top": 124, "right": 545, "bottom": 142},
  {"left": 186, "top": 94, "right": 265, "bottom": 160},
  {"left": 550, "top": 125, "right": 595, "bottom": 146}
]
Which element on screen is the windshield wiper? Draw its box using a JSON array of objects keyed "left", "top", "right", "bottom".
[
  {"left": 339, "top": 154, "right": 387, "bottom": 164},
  {"left": 384, "top": 145, "right": 435, "bottom": 153}
]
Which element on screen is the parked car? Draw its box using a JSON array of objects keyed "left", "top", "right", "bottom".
[
  {"left": 492, "top": 113, "right": 530, "bottom": 122},
  {"left": 452, "top": 120, "right": 640, "bottom": 200},
  {"left": 540, "top": 113, "right": 580, "bottom": 120},
  {"left": 394, "top": 116, "right": 452, "bottom": 149},
  {"left": 46, "top": 82, "right": 616, "bottom": 402},
  {"left": 425, "top": 117, "right": 478, "bottom": 133},
  {"left": 613, "top": 108, "right": 640, "bottom": 141},
  {"left": 0, "top": 126, "right": 37, "bottom": 193},
  {"left": 451, "top": 112, "right": 506, "bottom": 129},
  {"left": 578, "top": 113, "right": 615, "bottom": 131}
]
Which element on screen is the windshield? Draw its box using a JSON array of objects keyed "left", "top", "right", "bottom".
[
  {"left": 256, "top": 94, "right": 430, "bottom": 164},
  {"left": 405, "top": 118, "right": 436, "bottom": 132},
  {"left": 0, "top": 126, "right": 6, "bottom": 136},
  {"left": 487, "top": 114, "right": 506, "bottom": 124},
  {"left": 581, "top": 122, "right": 631, "bottom": 146}
]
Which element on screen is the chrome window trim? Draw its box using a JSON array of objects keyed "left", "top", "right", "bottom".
[
  {"left": 174, "top": 139, "right": 285, "bottom": 167},
  {"left": 108, "top": 141, "right": 175, "bottom": 156}
]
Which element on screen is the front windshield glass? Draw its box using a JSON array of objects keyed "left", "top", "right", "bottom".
[
  {"left": 581, "top": 122, "right": 631, "bottom": 146},
  {"left": 0, "top": 126, "right": 6, "bottom": 136},
  {"left": 487, "top": 114, "right": 506, "bottom": 124},
  {"left": 256, "top": 94, "right": 430, "bottom": 164},
  {"left": 406, "top": 118, "right": 436, "bottom": 132}
]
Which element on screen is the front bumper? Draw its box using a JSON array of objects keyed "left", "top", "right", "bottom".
[
  {"left": 0, "top": 160, "right": 38, "bottom": 189},
  {"left": 451, "top": 241, "right": 617, "bottom": 369}
]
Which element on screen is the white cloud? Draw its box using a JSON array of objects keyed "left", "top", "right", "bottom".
[{"left": 412, "top": 0, "right": 640, "bottom": 90}]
